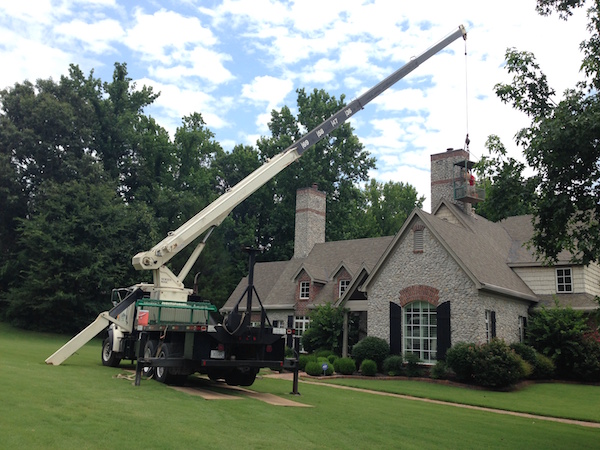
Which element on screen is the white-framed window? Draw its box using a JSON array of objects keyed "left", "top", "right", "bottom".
[
  {"left": 299, "top": 281, "right": 310, "bottom": 299},
  {"left": 485, "top": 310, "right": 496, "bottom": 343},
  {"left": 556, "top": 267, "right": 573, "bottom": 293},
  {"left": 338, "top": 279, "right": 350, "bottom": 298},
  {"left": 294, "top": 315, "right": 310, "bottom": 352},
  {"left": 403, "top": 301, "right": 437, "bottom": 363},
  {"left": 518, "top": 315, "right": 527, "bottom": 343}
]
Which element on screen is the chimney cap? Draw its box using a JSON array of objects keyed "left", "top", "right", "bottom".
[{"left": 311, "top": 183, "right": 318, "bottom": 189}]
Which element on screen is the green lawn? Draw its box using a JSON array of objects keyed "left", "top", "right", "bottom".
[
  {"left": 1, "top": 323, "right": 599, "bottom": 449},
  {"left": 314, "top": 377, "right": 600, "bottom": 423}
]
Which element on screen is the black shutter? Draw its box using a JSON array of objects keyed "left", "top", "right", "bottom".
[
  {"left": 436, "top": 302, "right": 451, "bottom": 360},
  {"left": 491, "top": 311, "right": 497, "bottom": 339},
  {"left": 389, "top": 302, "right": 402, "bottom": 355}
]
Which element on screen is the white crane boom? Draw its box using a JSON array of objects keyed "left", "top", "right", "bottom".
[{"left": 133, "top": 25, "right": 467, "bottom": 301}]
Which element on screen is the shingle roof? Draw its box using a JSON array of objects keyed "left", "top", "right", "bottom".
[
  {"left": 221, "top": 236, "right": 393, "bottom": 312},
  {"left": 362, "top": 201, "right": 538, "bottom": 302}
]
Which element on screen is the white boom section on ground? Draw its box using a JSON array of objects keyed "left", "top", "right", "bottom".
[
  {"left": 45, "top": 312, "right": 130, "bottom": 365},
  {"left": 132, "top": 25, "right": 467, "bottom": 298}
]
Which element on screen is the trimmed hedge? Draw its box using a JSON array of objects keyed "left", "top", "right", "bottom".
[
  {"left": 352, "top": 336, "right": 389, "bottom": 371},
  {"left": 334, "top": 357, "right": 356, "bottom": 375},
  {"left": 360, "top": 359, "right": 377, "bottom": 376},
  {"left": 305, "top": 360, "right": 334, "bottom": 376}
]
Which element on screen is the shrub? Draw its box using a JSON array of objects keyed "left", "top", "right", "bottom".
[
  {"left": 351, "top": 336, "right": 390, "bottom": 371},
  {"left": 510, "top": 342, "right": 554, "bottom": 379},
  {"left": 298, "top": 354, "right": 316, "bottom": 371},
  {"left": 317, "top": 357, "right": 336, "bottom": 375},
  {"left": 304, "top": 361, "right": 323, "bottom": 376},
  {"left": 527, "top": 304, "right": 589, "bottom": 378},
  {"left": 305, "top": 360, "right": 334, "bottom": 376},
  {"left": 572, "top": 337, "right": 600, "bottom": 382},
  {"left": 328, "top": 354, "right": 338, "bottom": 365},
  {"left": 533, "top": 353, "right": 555, "bottom": 380},
  {"left": 404, "top": 353, "right": 423, "bottom": 377},
  {"left": 334, "top": 357, "right": 356, "bottom": 375},
  {"left": 360, "top": 359, "right": 377, "bottom": 376},
  {"left": 301, "top": 303, "right": 348, "bottom": 354},
  {"left": 383, "top": 355, "right": 404, "bottom": 376},
  {"left": 446, "top": 340, "right": 528, "bottom": 388},
  {"left": 315, "top": 349, "right": 334, "bottom": 358},
  {"left": 445, "top": 342, "right": 477, "bottom": 382},
  {"left": 430, "top": 360, "right": 449, "bottom": 379},
  {"left": 471, "top": 339, "right": 526, "bottom": 389}
]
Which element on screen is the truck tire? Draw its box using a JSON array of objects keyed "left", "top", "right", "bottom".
[
  {"left": 142, "top": 340, "right": 158, "bottom": 378},
  {"left": 225, "top": 368, "right": 257, "bottom": 386},
  {"left": 101, "top": 337, "right": 121, "bottom": 367},
  {"left": 154, "top": 343, "right": 187, "bottom": 385}
]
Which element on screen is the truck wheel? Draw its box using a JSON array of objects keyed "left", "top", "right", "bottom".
[
  {"left": 154, "top": 343, "right": 170, "bottom": 383},
  {"left": 154, "top": 343, "right": 188, "bottom": 385},
  {"left": 101, "top": 337, "right": 121, "bottom": 367},
  {"left": 226, "top": 368, "right": 257, "bottom": 386},
  {"left": 142, "top": 340, "right": 158, "bottom": 378}
]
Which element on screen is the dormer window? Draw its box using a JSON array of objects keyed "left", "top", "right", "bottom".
[
  {"left": 556, "top": 268, "right": 573, "bottom": 293},
  {"left": 339, "top": 279, "right": 350, "bottom": 298},
  {"left": 300, "top": 281, "right": 310, "bottom": 299}
]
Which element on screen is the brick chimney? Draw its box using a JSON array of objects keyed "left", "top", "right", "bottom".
[
  {"left": 430, "top": 148, "right": 473, "bottom": 214},
  {"left": 293, "top": 184, "right": 326, "bottom": 259}
]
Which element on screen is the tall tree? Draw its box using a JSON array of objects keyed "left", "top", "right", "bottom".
[
  {"left": 494, "top": 0, "right": 600, "bottom": 264},
  {"left": 256, "top": 88, "right": 376, "bottom": 260},
  {"left": 363, "top": 179, "right": 425, "bottom": 236},
  {"left": 473, "top": 135, "right": 537, "bottom": 222},
  {"left": 1, "top": 172, "right": 158, "bottom": 333}
]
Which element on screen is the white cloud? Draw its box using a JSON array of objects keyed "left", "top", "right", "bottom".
[{"left": 54, "top": 18, "right": 125, "bottom": 53}]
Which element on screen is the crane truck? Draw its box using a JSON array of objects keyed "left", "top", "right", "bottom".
[{"left": 46, "top": 25, "right": 467, "bottom": 386}]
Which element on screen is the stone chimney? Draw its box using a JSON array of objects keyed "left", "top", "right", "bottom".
[
  {"left": 293, "top": 184, "right": 326, "bottom": 259},
  {"left": 430, "top": 148, "right": 473, "bottom": 215}
]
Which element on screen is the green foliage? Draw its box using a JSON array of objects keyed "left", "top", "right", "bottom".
[
  {"left": 446, "top": 340, "right": 528, "bottom": 388},
  {"left": 473, "top": 136, "right": 536, "bottom": 221},
  {"left": 360, "top": 359, "right": 378, "bottom": 376},
  {"left": 362, "top": 179, "right": 424, "bottom": 236},
  {"left": 351, "top": 336, "right": 390, "bottom": 371},
  {"left": 404, "top": 353, "right": 423, "bottom": 377},
  {"left": 430, "top": 360, "right": 450, "bottom": 380},
  {"left": 471, "top": 339, "right": 527, "bottom": 389},
  {"left": 334, "top": 357, "right": 356, "bottom": 375},
  {"left": 510, "top": 342, "right": 555, "bottom": 380},
  {"left": 572, "top": 337, "right": 600, "bottom": 382},
  {"left": 305, "top": 359, "right": 334, "bottom": 376},
  {"left": 445, "top": 342, "right": 478, "bottom": 382},
  {"left": 298, "top": 354, "right": 316, "bottom": 371},
  {"left": 1, "top": 176, "right": 158, "bottom": 332},
  {"left": 301, "top": 303, "right": 348, "bottom": 354},
  {"left": 383, "top": 355, "right": 405, "bottom": 376},
  {"left": 527, "top": 304, "right": 590, "bottom": 378},
  {"left": 493, "top": 1, "right": 600, "bottom": 264}
]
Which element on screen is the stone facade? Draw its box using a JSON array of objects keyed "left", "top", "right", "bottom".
[
  {"left": 430, "top": 149, "right": 472, "bottom": 215},
  {"left": 368, "top": 220, "right": 530, "bottom": 349},
  {"left": 293, "top": 184, "right": 326, "bottom": 259}
]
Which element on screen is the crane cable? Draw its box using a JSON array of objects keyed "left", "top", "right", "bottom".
[{"left": 464, "top": 36, "right": 470, "bottom": 154}]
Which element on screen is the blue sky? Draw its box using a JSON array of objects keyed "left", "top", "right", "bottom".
[{"left": 0, "top": 0, "right": 590, "bottom": 211}]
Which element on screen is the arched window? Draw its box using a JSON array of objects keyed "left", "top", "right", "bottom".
[{"left": 403, "top": 301, "right": 437, "bottom": 363}]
